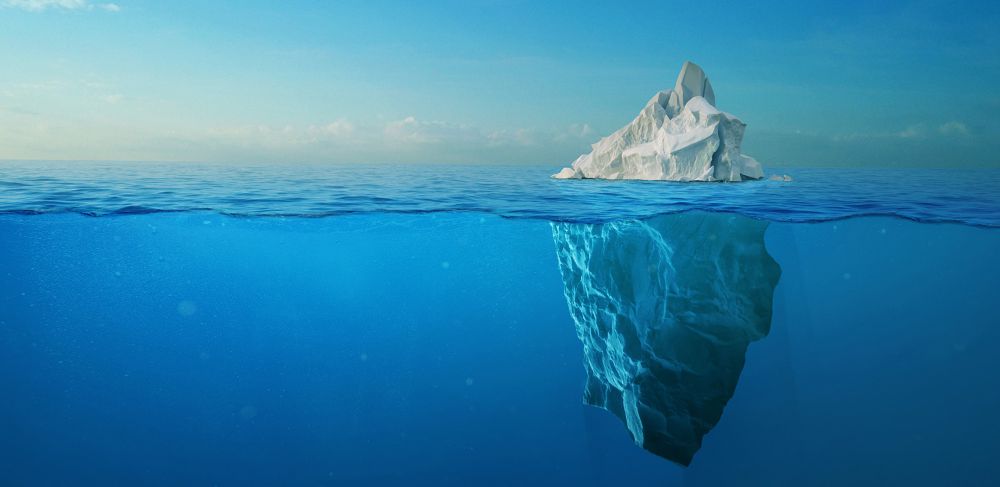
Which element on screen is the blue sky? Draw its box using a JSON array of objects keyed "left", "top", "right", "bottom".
[{"left": 1, "top": 0, "right": 998, "bottom": 166}]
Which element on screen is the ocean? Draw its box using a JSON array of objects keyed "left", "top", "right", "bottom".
[{"left": 1, "top": 162, "right": 998, "bottom": 486}]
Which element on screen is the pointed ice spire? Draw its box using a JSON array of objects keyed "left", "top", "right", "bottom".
[
  {"left": 666, "top": 61, "right": 715, "bottom": 116},
  {"left": 675, "top": 61, "right": 715, "bottom": 106}
]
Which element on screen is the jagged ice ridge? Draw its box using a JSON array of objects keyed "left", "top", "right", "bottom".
[{"left": 553, "top": 61, "right": 763, "bottom": 181}]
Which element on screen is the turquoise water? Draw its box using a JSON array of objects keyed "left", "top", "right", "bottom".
[{"left": 1, "top": 163, "right": 998, "bottom": 485}]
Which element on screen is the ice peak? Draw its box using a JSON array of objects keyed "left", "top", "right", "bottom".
[
  {"left": 675, "top": 61, "right": 715, "bottom": 107},
  {"left": 553, "top": 61, "right": 764, "bottom": 182}
]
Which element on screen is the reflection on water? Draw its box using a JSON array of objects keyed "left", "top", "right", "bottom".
[{"left": 552, "top": 212, "right": 781, "bottom": 465}]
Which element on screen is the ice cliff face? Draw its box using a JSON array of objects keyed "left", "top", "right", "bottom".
[
  {"left": 551, "top": 212, "right": 781, "bottom": 465},
  {"left": 553, "top": 62, "right": 763, "bottom": 181}
]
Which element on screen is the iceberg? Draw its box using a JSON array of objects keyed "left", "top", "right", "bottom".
[
  {"left": 551, "top": 212, "right": 781, "bottom": 465},
  {"left": 553, "top": 61, "right": 763, "bottom": 181}
]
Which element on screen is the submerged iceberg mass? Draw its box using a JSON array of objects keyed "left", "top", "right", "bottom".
[
  {"left": 553, "top": 61, "right": 763, "bottom": 181},
  {"left": 552, "top": 212, "right": 781, "bottom": 465}
]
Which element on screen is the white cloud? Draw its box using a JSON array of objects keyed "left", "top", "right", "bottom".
[
  {"left": 486, "top": 128, "right": 536, "bottom": 147},
  {"left": 553, "top": 123, "right": 594, "bottom": 142},
  {"left": 938, "top": 121, "right": 970, "bottom": 137},
  {"left": 895, "top": 121, "right": 971, "bottom": 139},
  {"left": 896, "top": 125, "right": 925, "bottom": 139},
  {"left": 205, "top": 120, "right": 362, "bottom": 150},
  {"left": 568, "top": 123, "right": 593, "bottom": 138},
  {"left": 382, "top": 116, "right": 595, "bottom": 149},
  {"left": 313, "top": 119, "right": 354, "bottom": 138},
  {"left": 0, "top": 104, "right": 598, "bottom": 163},
  {"left": 2, "top": 0, "right": 86, "bottom": 11},
  {"left": 826, "top": 120, "right": 975, "bottom": 143},
  {"left": 1, "top": 0, "right": 120, "bottom": 12},
  {"left": 204, "top": 117, "right": 562, "bottom": 151},
  {"left": 383, "top": 116, "right": 479, "bottom": 145}
]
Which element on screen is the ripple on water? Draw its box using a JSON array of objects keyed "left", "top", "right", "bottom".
[{"left": 0, "top": 162, "right": 998, "bottom": 227}]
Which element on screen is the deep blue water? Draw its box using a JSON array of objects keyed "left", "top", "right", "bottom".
[{"left": 1, "top": 163, "right": 998, "bottom": 486}]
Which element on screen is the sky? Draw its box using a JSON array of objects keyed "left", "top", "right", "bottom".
[{"left": 1, "top": 0, "right": 998, "bottom": 167}]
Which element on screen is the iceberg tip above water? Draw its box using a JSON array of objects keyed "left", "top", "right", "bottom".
[{"left": 553, "top": 61, "right": 764, "bottom": 182}]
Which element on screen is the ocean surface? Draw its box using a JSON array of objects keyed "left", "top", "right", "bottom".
[{"left": 1, "top": 162, "right": 998, "bottom": 486}]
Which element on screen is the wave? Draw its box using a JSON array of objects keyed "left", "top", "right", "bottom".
[{"left": 0, "top": 162, "right": 998, "bottom": 227}]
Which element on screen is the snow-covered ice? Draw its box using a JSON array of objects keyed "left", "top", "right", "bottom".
[{"left": 553, "top": 61, "right": 764, "bottom": 182}]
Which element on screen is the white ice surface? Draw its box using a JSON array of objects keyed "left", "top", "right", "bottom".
[{"left": 553, "top": 61, "right": 764, "bottom": 182}]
